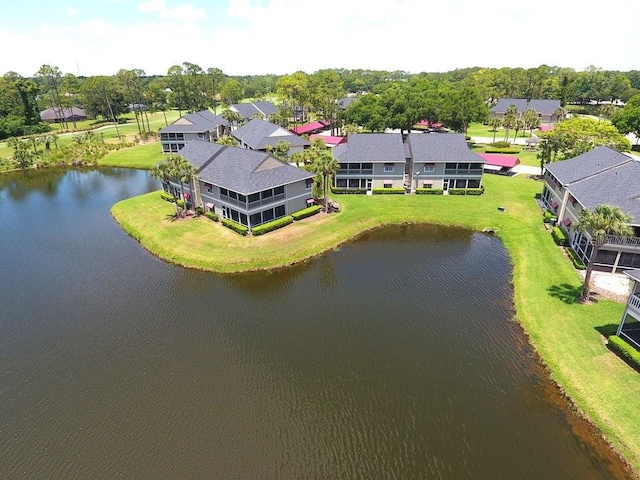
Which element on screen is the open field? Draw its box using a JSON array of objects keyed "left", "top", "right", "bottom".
[
  {"left": 0, "top": 111, "right": 181, "bottom": 159},
  {"left": 112, "top": 173, "right": 640, "bottom": 475}
]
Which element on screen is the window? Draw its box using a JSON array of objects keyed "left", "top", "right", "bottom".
[
  {"left": 238, "top": 194, "right": 246, "bottom": 203},
  {"left": 336, "top": 179, "right": 347, "bottom": 188},
  {"left": 455, "top": 179, "right": 466, "bottom": 188},
  {"left": 239, "top": 213, "right": 248, "bottom": 226},
  {"left": 468, "top": 179, "right": 480, "bottom": 188},
  {"left": 305, "top": 178, "right": 313, "bottom": 190},
  {"left": 470, "top": 163, "right": 482, "bottom": 170},
  {"left": 348, "top": 179, "right": 360, "bottom": 188},
  {"left": 384, "top": 163, "right": 394, "bottom": 172},
  {"left": 230, "top": 209, "right": 239, "bottom": 222},
  {"left": 424, "top": 163, "right": 435, "bottom": 172},
  {"left": 229, "top": 191, "right": 237, "bottom": 200},
  {"left": 458, "top": 163, "right": 469, "bottom": 170},
  {"left": 220, "top": 188, "right": 228, "bottom": 197},
  {"left": 262, "top": 189, "right": 273, "bottom": 199},
  {"left": 384, "top": 183, "right": 392, "bottom": 189},
  {"left": 422, "top": 182, "right": 432, "bottom": 189},
  {"left": 248, "top": 193, "right": 260, "bottom": 203},
  {"left": 263, "top": 208, "right": 274, "bottom": 222},
  {"left": 445, "top": 163, "right": 457, "bottom": 170},
  {"left": 274, "top": 186, "right": 285, "bottom": 196},
  {"left": 250, "top": 213, "right": 261, "bottom": 226},
  {"left": 362, "top": 163, "right": 373, "bottom": 170},
  {"left": 275, "top": 205, "right": 285, "bottom": 218},
  {"left": 204, "top": 182, "right": 213, "bottom": 193}
]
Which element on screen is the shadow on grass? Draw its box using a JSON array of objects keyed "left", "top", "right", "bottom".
[
  {"left": 547, "top": 283, "right": 583, "bottom": 304},
  {"left": 595, "top": 323, "right": 618, "bottom": 338}
]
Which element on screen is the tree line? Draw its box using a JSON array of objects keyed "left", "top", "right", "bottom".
[{"left": 2, "top": 63, "right": 640, "bottom": 141}]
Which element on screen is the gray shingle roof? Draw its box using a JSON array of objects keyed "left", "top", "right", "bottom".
[
  {"left": 334, "top": 133, "right": 406, "bottom": 162},
  {"left": 545, "top": 146, "right": 632, "bottom": 184},
  {"left": 490, "top": 98, "right": 562, "bottom": 115},
  {"left": 159, "top": 110, "right": 228, "bottom": 134},
  {"left": 179, "top": 139, "right": 313, "bottom": 194},
  {"left": 406, "top": 133, "right": 485, "bottom": 163},
  {"left": 232, "top": 119, "right": 310, "bottom": 150},
  {"left": 229, "top": 101, "right": 278, "bottom": 119},
  {"left": 624, "top": 269, "right": 640, "bottom": 283},
  {"left": 566, "top": 160, "right": 640, "bottom": 224},
  {"left": 40, "top": 107, "right": 86, "bottom": 121}
]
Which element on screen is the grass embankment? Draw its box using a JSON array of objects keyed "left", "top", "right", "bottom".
[
  {"left": 98, "top": 142, "right": 167, "bottom": 169},
  {"left": 112, "top": 173, "right": 640, "bottom": 474}
]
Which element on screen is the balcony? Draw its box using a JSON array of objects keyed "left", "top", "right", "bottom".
[
  {"left": 247, "top": 193, "right": 286, "bottom": 209},
  {"left": 337, "top": 169, "right": 374, "bottom": 175},
  {"left": 444, "top": 169, "right": 483, "bottom": 176},
  {"left": 628, "top": 294, "right": 640, "bottom": 315},
  {"left": 603, "top": 235, "right": 640, "bottom": 247}
]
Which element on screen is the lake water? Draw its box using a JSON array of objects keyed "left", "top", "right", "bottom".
[{"left": 0, "top": 168, "right": 631, "bottom": 478}]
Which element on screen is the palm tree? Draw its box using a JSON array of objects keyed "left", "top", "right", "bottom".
[
  {"left": 551, "top": 107, "right": 565, "bottom": 125},
  {"left": 221, "top": 108, "right": 243, "bottom": 134},
  {"left": 502, "top": 105, "right": 518, "bottom": 142},
  {"left": 574, "top": 205, "right": 633, "bottom": 302},
  {"left": 174, "top": 157, "right": 197, "bottom": 215},
  {"left": 512, "top": 118, "right": 525, "bottom": 143},
  {"left": 150, "top": 160, "right": 180, "bottom": 217},
  {"left": 311, "top": 151, "right": 339, "bottom": 211},
  {"left": 215, "top": 135, "right": 238, "bottom": 146},
  {"left": 488, "top": 118, "right": 501, "bottom": 143}
]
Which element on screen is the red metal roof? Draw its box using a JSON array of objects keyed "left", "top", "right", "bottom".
[
  {"left": 292, "top": 121, "right": 325, "bottom": 135},
  {"left": 539, "top": 124, "right": 554, "bottom": 132},
  {"left": 478, "top": 153, "right": 520, "bottom": 168},
  {"left": 310, "top": 134, "right": 345, "bottom": 145}
]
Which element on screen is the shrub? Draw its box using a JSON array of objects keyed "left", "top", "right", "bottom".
[
  {"left": 160, "top": 191, "right": 174, "bottom": 202},
  {"left": 448, "top": 188, "right": 467, "bottom": 195},
  {"left": 551, "top": 226, "right": 567, "bottom": 246},
  {"left": 484, "top": 148, "right": 521, "bottom": 154},
  {"left": 205, "top": 211, "right": 219, "bottom": 222},
  {"left": 195, "top": 206, "right": 204, "bottom": 216},
  {"left": 465, "top": 188, "right": 483, "bottom": 195},
  {"left": 489, "top": 141, "right": 511, "bottom": 148},
  {"left": 608, "top": 335, "right": 640, "bottom": 372},
  {"left": 372, "top": 187, "right": 405, "bottom": 194},
  {"left": 415, "top": 188, "right": 444, "bottom": 195},
  {"left": 176, "top": 199, "right": 185, "bottom": 208},
  {"left": 330, "top": 187, "right": 367, "bottom": 194},
  {"left": 292, "top": 205, "right": 321, "bottom": 220},
  {"left": 251, "top": 216, "right": 294, "bottom": 236},
  {"left": 565, "top": 247, "right": 586, "bottom": 270},
  {"left": 221, "top": 218, "right": 248, "bottom": 236}
]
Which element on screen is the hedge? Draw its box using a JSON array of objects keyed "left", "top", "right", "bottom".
[
  {"left": 565, "top": 247, "right": 586, "bottom": 270},
  {"left": 251, "top": 216, "right": 294, "bottom": 236},
  {"left": 330, "top": 187, "right": 367, "bottom": 194},
  {"left": 465, "top": 188, "right": 483, "bottom": 196},
  {"left": 292, "top": 205, "right": 321, "bottom": 220},
  {"left": 160, "top": 192, "right": 175, "bottom": 202},
  {"left": 221, "top": 218, "right": 248, "bottom": 236},
  {"left": 489, "top": 141, "right": 511, "bottom": 148},
  {"left": 205, "top": 211, "right": 219, "bottom": 222},
  {"left": 415, "top": 188, "right": 444, "bottom": 195},
  {"left": 372, "top": 187, "right": 405, "bottom": 194},
  {"left": 608, "top": 335, "right": 640, "bottom": 372},
  {"left": 551, "top": 226, "right": 567, "bottom": 246},
  {"left": 484, "top": 148, "right": 520, "bottom": 154},
  {"left": 448, "top": 189, "right": 467, "bottom": 195}
]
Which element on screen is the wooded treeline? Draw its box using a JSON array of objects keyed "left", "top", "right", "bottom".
[{"left": 2, "top": 63, "right": 640, "bottom": 140}]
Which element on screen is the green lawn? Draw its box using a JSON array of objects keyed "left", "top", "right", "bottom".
[
  {"left": 98, "top": 141, "right": 167, "bottom": 169},
  {"left": 112, "top": 174, "right": 640, "bottom": 475}
]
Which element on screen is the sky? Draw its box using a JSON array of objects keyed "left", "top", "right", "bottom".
[{"left": 2, "top": 0, "right": 640, "bottom": 78}]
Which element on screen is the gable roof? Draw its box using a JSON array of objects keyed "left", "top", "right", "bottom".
[
  {"left": 40, "top": 107, "right": 86, "bottom": 121},
  {"left": 229, "top": 101, "right": 278, "bottom": 120},
  {"left": 232, "top": 118, "right": 310, "bottom": 150},
  {"left": 406, "top": 133, "right": 485, "bottom": 163},
  {"left": 179, "top": 139, "right": 313, "bottom": 194},
  {"left": 309, "top": 134, "right": 345, "bottom": 146},
  {"left": 291, "top": 121, "right": 325, "bottom": 135},
  {"left": 565, "top": 160, "right": 640, "bottom": 224},
  {"left": 478, "top": 153, "right": 519, "bottom": 168},
  {"left": 624, "top": 269, "right": 640, "bottom": 283},
  {"left": 159, "top": 110, "right": 228, "bottom": 134},
  {"left": 334, "top": 133, "right": 406, "bottom": 162},
  {"left": 490, "top": 98, "right": 562, "bottom": 115},
  {"left": 337, "top": 96, "right": 359, "bottom": 109},
  {"left": 545, "top": 146, "right": 632, "bottom": 185}
]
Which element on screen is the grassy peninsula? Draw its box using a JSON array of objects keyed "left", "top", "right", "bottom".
[{"left": 112, "top": 173, "right": 640, "bottom": 475}]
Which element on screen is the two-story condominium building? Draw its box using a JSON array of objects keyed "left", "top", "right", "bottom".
[
  {"left": 159, "top": 110, "right": 228, "bottom": 153},
  {"left": 231, "top": 119, "right": 310, "bottom": 157},
  {"left": 167, "top": 139, "right": 314, "bottom": 232},
  {"left": 542, "top": 146, "right": 640, "bottom": 273},
  {"left": 489, "top": 98, "right": 564, "bottom": 124},
  {"left": 333, "top": 133, "right": 484, "bottom": 191},
  {"left": 332, "top": 133, "right": 407, "bottom": 190},
  {"left": 405, "top": 133, "right": 485, "bottom": 191}
]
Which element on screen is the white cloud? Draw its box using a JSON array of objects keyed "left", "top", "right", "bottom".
[
  {"left": 64, "top": 7, "right": 78, "bottom": 16},
  {"left": 138, "top": 0, "right": 205, "bottom": 23}
]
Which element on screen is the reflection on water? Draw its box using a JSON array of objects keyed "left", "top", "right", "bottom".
[{"left": 0, "top": 168, "right": 632, "bottom": 479}]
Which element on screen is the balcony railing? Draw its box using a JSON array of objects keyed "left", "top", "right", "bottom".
[
  {"left": 603, "top": 235, "right": 640, "bottom": 247},
  {"left": 628, "top": 294, "right": 640, "bottom": 313},
  {"left": 337, "top": 169, "right": 373, "bottom": 175},
  {"left": 444, "top": 169, "right": 483, "bottom": 176},
  {"left": 247, "top": 193, "right": 286, "bottom": 209}
]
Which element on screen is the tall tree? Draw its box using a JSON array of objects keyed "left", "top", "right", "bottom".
[
  {"left": 611, "top": 94, "right": 640, "bottom": 144},
  {"left": 574, "top": 205, "right": 633, "bottom": 302},
  {"left": 35, "top": 65, "right": 68, "bottom": 129},
  {"left": 220, "top": 79, "right": 243, "bottom": 106},
  {"left": 311, "top": 150, "right": 339, "bottom": 211}
]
